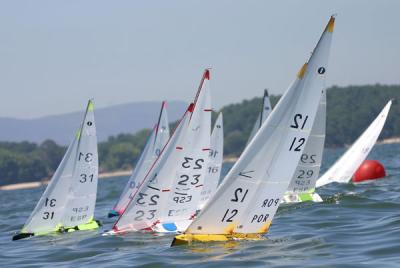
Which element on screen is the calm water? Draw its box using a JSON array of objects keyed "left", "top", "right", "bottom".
[{"left": 1, "top": 143, "right": 400, "bottom": 267}]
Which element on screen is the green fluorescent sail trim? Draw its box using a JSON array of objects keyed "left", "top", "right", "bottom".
[
  {"left": 87, "top": 101, "right": 94, "bottom": 112},
  {"left": 76, "top": 220, "right": 99, "bottom": 231},
  {"left": 21, "top": 224, "right": 62, "bottom": 236},
  {"left": 63, "top": 219, "right": 100, "bottom": 232},
  {"left": 22, "top": 221, "right": 99, "bottom": 237},
  {"left": 76, "top": 129, "right": 81, "bottom": 139},
  {"left": 307, "top": 188, "right": 316, "bottom": 194},
  {"left": 298, "top": 193, "right": 314, "bottom": 202}
]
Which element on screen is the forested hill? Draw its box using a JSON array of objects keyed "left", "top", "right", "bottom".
[
  {"left": 221, "top": 84, "right": 400, "bottom": 156},
  {"left": 1, "top": 84, "right": 399, "bottom": 185}
]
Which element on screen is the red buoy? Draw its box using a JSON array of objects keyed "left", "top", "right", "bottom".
[{"left": 352, "top": 160, "right": 386, "bottom": 183}]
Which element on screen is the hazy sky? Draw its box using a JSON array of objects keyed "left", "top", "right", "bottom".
[{"left": 0, "top": 0, "right": 399, "bottom": 118}]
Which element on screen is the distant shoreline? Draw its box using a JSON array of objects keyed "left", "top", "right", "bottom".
[
  {"left": 0, "top": 158, "right": 239, "bottom": 191},
  {"left": 377, "top": 136, "right": 400, "bottom": 145},
  {"left": 0, "top": 169, "right": 132, "bottom": 191},
  {"left": 1, "top": 138, "right": 397, "bottom": 192}
]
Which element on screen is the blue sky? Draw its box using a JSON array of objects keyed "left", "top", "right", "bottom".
[{"left": 0, "top": 0, "right": 399, "bottom": 118}]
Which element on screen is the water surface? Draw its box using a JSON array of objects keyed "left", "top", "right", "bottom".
[{"left": 1, "top": 143, "right": 400, "bottom": 267}]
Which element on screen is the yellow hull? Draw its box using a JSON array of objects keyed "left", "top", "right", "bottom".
[{"left": 171, "top": 233, "right": 265, "bottom": 246}]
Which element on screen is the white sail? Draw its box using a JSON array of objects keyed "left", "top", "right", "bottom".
[
  {"left": 15, "top": 100, "right": 99, "bottom": 239},
  {"left": 175, "top": 17, "right": 335, "bottom": 241},
  {"left": 113, "top": 107, "right": 191, "bottom": 233},
  {"left": 283, "top": 90, "right": 326, "bottom": 203},
  {"left": 113, "top": 70, "right": 212, "bottom": 233},
  {"left": 316, "top": 100, "right": 392, "bottom": 188},
  {"left": 154, "top": 70, "right": 212, "bottom": 232},
  {"left": 62, "top": 101, "right": 99, "bottom": 228},
  {"left": 110, "top": 102, "right": 170, "bottom": 216},
  {"left": 247, "top": 90, "right": 272, "bottom": 144},
  {"left": 198, "top": 113, "right": 224, "bottom": 210}
]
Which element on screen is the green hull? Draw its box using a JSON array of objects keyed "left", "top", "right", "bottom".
[{"left": 12, "top": 219, "right": 101, "bottom": 241}]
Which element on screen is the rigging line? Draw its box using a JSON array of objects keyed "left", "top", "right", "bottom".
[{"left": 154, "top": 101, "right": 166, "bottom": 146}]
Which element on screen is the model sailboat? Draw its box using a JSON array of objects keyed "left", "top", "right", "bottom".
[
  {"left": 109, "top": 101, "right": 170, "bottom": 217},
  {"left": 172, "top": 16, "right": 335, "bottom": 245},
  {"left": 112, "top": 69, "right": 212, "bottom": 234},
  {"left": 13, "top": 100, "right": 100, "bottom": 241},
  {"left": 246, "top": 84, "right": 326, "bottom": 203},
  {"left": 247, "top": 89, "right": 272, "bottom": 144},
  {"left": 316, "top": 100, "right": 392, "bottom": 188}
]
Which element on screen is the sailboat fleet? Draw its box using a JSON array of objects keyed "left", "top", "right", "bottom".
[{"left": 12, "top": 16, "right": 394, "bottom": 245}]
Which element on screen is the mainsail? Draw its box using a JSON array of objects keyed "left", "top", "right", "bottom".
[
  {"left": 113, "top": 69, "right": 212, "bottom": 233},
  {"left": 172, "top": 16, "right": 335, "bottom": 245},
  {"left": 13, "top": 100, "right": 99, "bottom": 240},
  {"left": 152, "top": 69, "right": 212, "bottom": 232},
  {"left": 316, "top": 100, "right": 392, "bottom": 188},
  {"left": 197, "top": 113, "right": 224, "bottom": 210},
  {"left": 247, "top": 89, "right": 272, "bottom": 144},
  {"left": 109, "top": 102, "right": 170, "bottom": 217},
  {"left": 282, "top": 89, "right": 326, "bottom": 203}
]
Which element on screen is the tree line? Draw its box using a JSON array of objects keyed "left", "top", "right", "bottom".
[{"left": 1, "top": 84, "right": 399, "bottom": 185}]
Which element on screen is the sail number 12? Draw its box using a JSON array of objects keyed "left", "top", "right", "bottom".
[
  {"left": 289, "top": 113, "right": 308, "bottom": 152},
  {"left": 221, "top": 188, "right": 249, "bottom": 222}
]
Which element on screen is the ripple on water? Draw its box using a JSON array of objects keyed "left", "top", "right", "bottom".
[{"left": 2, "top": 144, "right": 400, "bottom": 267}]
